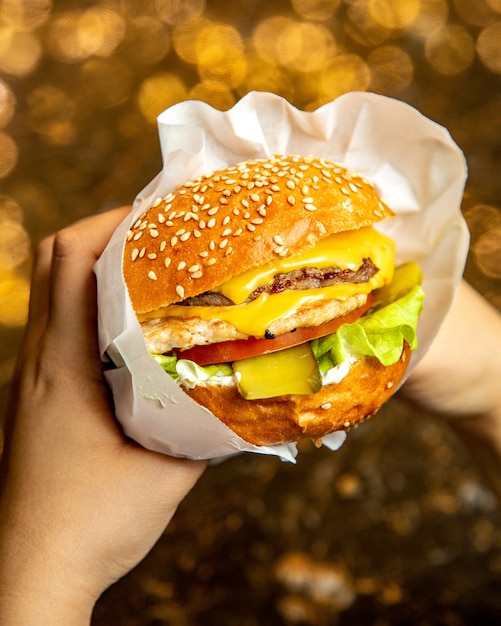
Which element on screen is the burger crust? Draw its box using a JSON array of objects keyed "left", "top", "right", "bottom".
[
  {"left": 185, "top": 343, "right": 411, "bottom": 447},
  {"left": 123, "top": 155, "right": 393, "bottom": 315}
]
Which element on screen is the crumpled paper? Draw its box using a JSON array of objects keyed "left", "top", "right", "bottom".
[{"left": 95, "top": 91, "right": 469, "bottom": 462}]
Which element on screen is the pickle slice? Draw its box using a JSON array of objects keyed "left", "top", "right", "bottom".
[
  {"left": 373, "top": 261, "right": 423, "bottom": 309},
  {"left": 233, "top": 343, "right": 322, "bottom": 400}
]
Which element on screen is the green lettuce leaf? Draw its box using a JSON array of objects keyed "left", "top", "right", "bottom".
[{"left": 311, "top": 285, "right": 424, "bottom": 368}]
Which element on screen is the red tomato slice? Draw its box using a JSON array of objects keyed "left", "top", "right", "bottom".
[{"left": 175, "top": 295, "right": 373, "bottom": 366}]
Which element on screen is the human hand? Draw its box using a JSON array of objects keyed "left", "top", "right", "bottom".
[
  {"left": 0, "top": 208, "right": 207, "bottom": 625},
  {"left": 402, "top": 280, "right": 501, "bottom": 500}
]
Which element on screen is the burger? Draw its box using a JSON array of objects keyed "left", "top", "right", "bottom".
[{"left": 123, "top": 154, "right": 424, "bottom": 447}]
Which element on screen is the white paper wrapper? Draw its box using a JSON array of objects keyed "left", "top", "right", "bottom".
[{"left": 95, "top": 91, "right": 469, "bottom": 462}]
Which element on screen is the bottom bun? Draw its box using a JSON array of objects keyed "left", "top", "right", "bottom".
[{"left": 185, "top": 343, "right": 411, "bottom": 447}]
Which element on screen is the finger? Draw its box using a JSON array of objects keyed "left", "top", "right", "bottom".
[
  {"left": 19, "top": 235, "right": 55, "bottom": 357},
  {"left": 46, "top": 206, "right": 131, "bottom": 357}
]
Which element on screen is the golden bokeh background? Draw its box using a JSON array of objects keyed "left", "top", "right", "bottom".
[{"left": 1, "top": 1, "right": 501, "bottom": 623}]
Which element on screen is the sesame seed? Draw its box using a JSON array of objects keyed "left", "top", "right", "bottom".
[
  {"left": 222, "top": 215, "right": 231, "bottom": 225},
  {"left": 158, "top": 213, "right": 165, "bottom": 223},
  {"left": 133, "top": 218, "right": 142, "bottom": 229},
  {"left": 266, "top": 195, "right": 273, "bottom": 206},
  {"left": 164, "top": 257, "right": 171, "bottom": 268},
  {"left": 207, "top": 218, "right": 216, "bottom": 228},
  {"left": 246, "top": 223, "right": 256, "bottom": 232},
  {"left": 208, "top": 206, "right": 219, "bottom": 216},
  {"left": 251, "top": 217, "right": 263, "bottom": 225},
  {"left": 170, "top": 236, "right": 178, "bottom": 246},
  {"left": 270, "top": 184, "right": 280, "bottom": 192},
  {"left": 131, "top": 248, "right": 139, "bottom": 261},
  {"left": 147, "top": 253, "right": 157, "bottom": 260},
  {"left": 188, "top": 264, "right": 201, "bottom": 273},
  {"left": 222, "top": 228, "right": 232, "bottom": 237},
  {"left": 257, "top": 206, "right": 267, "bottom": 216},
  {"left": 322, "top": 169, "right": 332, "bottom": 177},
  {"left": 177, "top": 261, "right": 186, "bottom": 270},
  {"left": 209, "top": 240, "right": 215, "bottom": 250},
  {"left": 301, "top": 185, "right": 309, "bottom": 194},
  {"left": 286, "top": 180, "right": 295, "bottom": 190},
  {"left": 199, "top": 250, "right": 209, "bottom": 257},
  {"left": 160, "top": 241, "right": 167, "bottom": 251},
  {"left": 344, "top": 421, "right": 351, "bottom": 428},
  {"left": 133, "top": 231, "right": 143, "bottom": 241},
  {"left": 301, "top": 197, "right": 314, "bottom": 203},
  {"left": 349, "top": 182, "right": 359, "bottom": 193},
  {"left": 139, "top": 247, "right": 146, "bottom": 258},
  {"left": 250, "top": 193, "right": 260, "bottom": 202},
  {"left": 220, "top": 197, "right": 228, "bottom": 205},
  {"left": 191, "top": 271, "right": 203, "bottom": 278},
  {"left": 219, "top": 239, "right": 228, "bottom": 249},
  {"left": 242, "top": 199, "right": 249, "bottom": 208},
  {"left": 233, "top": 228, "right": 243, "bottom": 236},
  {"left": 148, "top": 270, "right": 157, "bottom": 280},
  {"left": 287, "top": 196, "right": 296, "bottom": 206},
  {"left": 273, "top": 235, "right": 284, "bottom": 245},
  {"left": 320, "top": 403, "right": 332, "bottom": 410},
  {"left": 341, "top": 187, "right": 350, "bottom": 196},
  {"left": 304, "top": 204, "right": 317, "bottom": 211},
  {"left": 193, "top": 229, "right": 201, "bottom": 238},
  {"left": 206, "top": 257, "right": 216, "bottom": 266},
  {"left": 176, "top": 285, "right": 185, "bottom": 299},
  {"left": 180, "top": 232, "right": 191, "bottom": 241}
]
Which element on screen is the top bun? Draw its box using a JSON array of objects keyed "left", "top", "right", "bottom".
[{"left": 123, "top": 155, "right": 393, "bottom": 315}]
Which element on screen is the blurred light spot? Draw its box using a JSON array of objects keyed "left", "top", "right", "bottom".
[
  {"left": 239, "top": 56, "right": 295, "bottom": 103},
  {"left": 27, "top": 84, "right": 76, "bottom": 146},
  {"left": 319, "top": 54, "right": 371, "bottom": 103},
  {"left": 253, "top": 16, "right": 294, "bottom": 65},
  {"left": 0, "top": 195, "right": 23, "bottom": 224},
  {"left": 0, "top": 133, "right": 18, "bottom": 177},
  {"left": 278, "top": 22, "right": 336, "bottom": 73},
  {"left": 344, "top": 0, "right": 392, "bottom": 47},
  {"left": 189, "top": 81, "right": 235, "bottom": 110},
  {"left": 487, "top": 0, "right": 501, "bottom": 12},
  {"left": 291, "top": 0, "right": 341, "bottom": 21},
  {"left": 155, "top": 0, "right": 205, "bottom": 25},
  {"left": 0, "top": 80, "right": 16, "bottom": 129},
  {"left": 452, "top": 0, "right": 497, "bottom": 26},
  {"left": 195, "top": 24, "right": 246, "bottom": 88},
  {"left": 0, "top": 271, "right": 30, "bottom": 327},
  {"left": 465, "top": 204, "right": 501, "bottom": 239},
  {"left": 477, "top": 20, "right": 501, "bottom": 74},
  {"left": 369, "top": 0, "right": 421, "bottom": 29},
  {"left": 473, "top": 228, "right": 501, "bottom": 279},
  {"left": 82, "top": 58, "right": 134, "bottom": 108},
  {"left": 406, "top": 0, "right": 449, "bottom": 38},
  {"left": 137, "top": 73, "right": 188, "bottom": 124},
  {"left": 0, "top": 220, "right": 30, "bottom": 270},
  {"left": 425, "top": 24, "right": 475, "bottom": 75},
  {"left": 1, "top": 0, "right": 52, "bottom": 29},
  {"left": 0, "top": 29, "right": 42, "bottom": 77},
  {"left": 368, "top": 46, "right": 414, "bottom": 95},
  {"left": 47, "top": 7, "right": 126, "bottom": 62},
  {"left": 122, "top": 16, "right": 171, "bottom": 64},
  {"left": 172, "top": 16, "right": 211, "bottom": 64}
]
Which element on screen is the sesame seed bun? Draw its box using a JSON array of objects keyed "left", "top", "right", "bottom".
[{"left": 123, "top": 154, "right": 393, "bottom": 315}]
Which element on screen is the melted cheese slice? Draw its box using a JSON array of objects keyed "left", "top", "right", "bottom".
[{"left": 141, "top": 227, "right": 395, "bottom": 337}]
